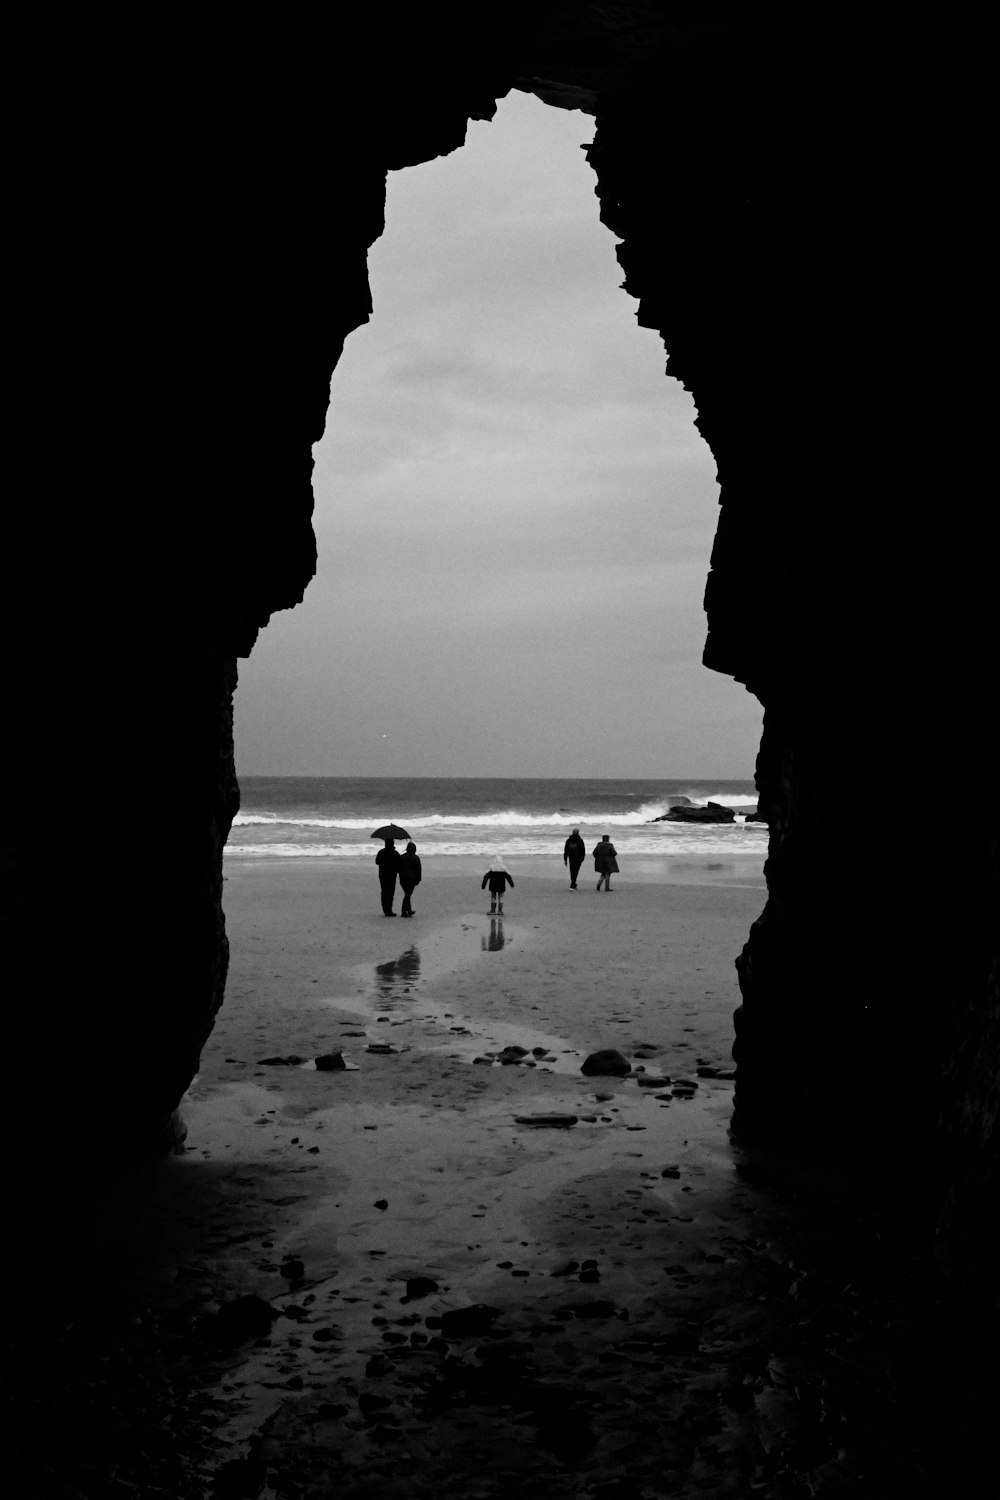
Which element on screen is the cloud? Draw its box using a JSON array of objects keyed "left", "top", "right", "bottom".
[{"left": 235, "top": 90, "right": 762, "bottom": 777}]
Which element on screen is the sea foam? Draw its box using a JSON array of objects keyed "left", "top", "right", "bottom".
[
  {"left": 225, "top": 828, "right": 767, "bottom": 860},
  {"left": 231, "top": 796, "right": 753, "bottom": 831}
]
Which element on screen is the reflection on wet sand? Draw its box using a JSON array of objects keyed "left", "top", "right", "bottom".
[
  {"left": 373, "top": 945, "right": 421, "bottom": 1006},
  {"left": 480, "top": 916, "right": 505, "bottom": 952}
]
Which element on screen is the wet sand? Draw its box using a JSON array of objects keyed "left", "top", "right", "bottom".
[
  {"left": 20, "top": 854, "right": 994, "bottom": 1498},
  {"left": 182, "top": 856, "right": 774, "bottom": 1493}
]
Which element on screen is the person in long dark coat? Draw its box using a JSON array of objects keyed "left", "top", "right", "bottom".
[
  {"left": 397, "top": 841, "right": 422, "bottom": 918},
  {"left": 563, "top": 828, "right": 586, "bottom": 888},
  {"left": 375, "top": 838, "right": 400, "bottom": 916},
  {"left": 593, "top": 834, "right": 619, "bottom": 891}
]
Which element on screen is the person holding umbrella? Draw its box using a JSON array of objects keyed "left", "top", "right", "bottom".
[{"left": 371, "top": 823, "right": 409, "bottom": 916}]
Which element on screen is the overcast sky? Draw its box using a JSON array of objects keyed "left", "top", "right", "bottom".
[{"left": 234, "top": 90, "right": 762, "bottom": 780}]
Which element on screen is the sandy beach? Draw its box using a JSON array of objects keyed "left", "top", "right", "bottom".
[
  {"left": 22, "top": 849, "right": 993, "bottom": 1498},
  {"left": 176, "top": 854, "right": 786, "bottom": 1494},
  {"left": 211, "top": 853, "right": 765, "bottom": 1088}
]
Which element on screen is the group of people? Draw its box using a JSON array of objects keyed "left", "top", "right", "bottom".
[
  {"left": 374, "top": 839, "right": 422, "bottom": 917},
  {"left": 562, "top": 829, "right": 619, "bottom": 891},
  {"left": 374, "top": 829, "right": 618, "bottom": 916}
]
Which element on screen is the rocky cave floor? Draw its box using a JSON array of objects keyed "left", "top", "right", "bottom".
[{"left": 11, "top": 1119, "right": 996, "bottom": 1500}]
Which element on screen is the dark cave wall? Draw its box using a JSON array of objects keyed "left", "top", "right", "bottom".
[
  {"left": 574, "top": 19, "right": 997, "bottom": 1275},
  {"left": 8, "top": 14, "right": 521, "bottom": 1163},
  {"left": 10, "top": 9, "right": 994, "bottom": 1274}
]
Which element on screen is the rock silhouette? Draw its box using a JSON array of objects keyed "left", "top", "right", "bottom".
[{"left": 581, "top": 1049, "right": 632, "bottom": 1076}]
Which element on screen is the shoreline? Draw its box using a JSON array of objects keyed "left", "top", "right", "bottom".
[{"left": 224, "top": 848, "right": 766, "bottom": 886}]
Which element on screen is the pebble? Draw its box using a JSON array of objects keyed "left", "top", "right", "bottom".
[
  {"left": 436, "top": 1305, "right": 502, "bottom": 1339},
  {"left": 560, "top": 1300, "right": 621, "bottom": 1320},
  {"left": 514, "top": 1114, "right": 579, "bottom": 1129},
  {"left": 404, "top": 1277, "right": 439, "bottom": 1299},
  {"left": 314, "top": 1051, "right": 346, "bottom": 1071},
  {"left": 203, "top": 1295, "right": 278, "bottom": 1347},
  {"left": 581, "top": 1049, "right": 631, "bottom": 1076}
]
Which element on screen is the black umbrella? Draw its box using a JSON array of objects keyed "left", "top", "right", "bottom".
[{"left": 371, "top": 823, "right": 409, "bottom": 841}]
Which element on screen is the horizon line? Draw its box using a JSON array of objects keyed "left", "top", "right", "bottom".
[{"left": 236, "top": 771, "right": 758, "bottom": 782}]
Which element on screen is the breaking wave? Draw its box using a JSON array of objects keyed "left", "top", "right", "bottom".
[
  {"left": 232, "top": 794, "right": 756, "bottom": 832},
  {"left": 226, "top": 829, "right": 767, "bottom": 860}
]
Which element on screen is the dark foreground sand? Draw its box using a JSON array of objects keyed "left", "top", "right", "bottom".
[{"left": 17, "top": 856, "right": 994, "bottom": 1498}]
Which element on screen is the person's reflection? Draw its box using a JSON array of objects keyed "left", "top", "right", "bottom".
[
  {"left": 374, "top": 945, "right": 421, "bottom": 1002},
  {"left": 481, "top": 916, "right": 505, "bottom": 952}
]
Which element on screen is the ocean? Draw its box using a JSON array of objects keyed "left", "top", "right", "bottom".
[{"left": 227, "top": 777, "right": 767, "bottom": 863}]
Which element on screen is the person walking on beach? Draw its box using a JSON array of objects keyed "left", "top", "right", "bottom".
[
  {"left": 397, "top": 841, "right": 421, "bottom": 918},
  {"left": 593, "top": 834, "right": 619, "bottom": 892},
  {"left": 563, "top": 828, "right": 586, "bottom": 888},
  {"left": 482, "top": 855, "right": 514, "bottom": 914},
  {"left": 375, "top": 838, "right": 400, "bottom": 916}
]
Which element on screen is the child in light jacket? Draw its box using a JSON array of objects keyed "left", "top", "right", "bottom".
[{"left": 481, "top": 855, "right": 514, "bottom": 913}]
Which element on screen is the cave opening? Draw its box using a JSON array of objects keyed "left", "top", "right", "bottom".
[
  {"left": 10, "top": 12, "right": 995, "bottom": 1494},
  {"left": 220, "top": 89, "right": 771, "bottom": 1261}
]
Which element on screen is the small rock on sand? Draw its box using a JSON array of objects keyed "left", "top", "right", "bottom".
[
  {"left": 559, "top": 1299, "right": 621, "bottom": 1320},
  {"left": 435, "top": 1304, "right": 501, "bottom": 1338},
  {"left": 514, "top": 1114, "right": 579, "bottom": 1129},
  {"left": 404, "top": 1276, "right": 439, "bottom": 1299},
  {"left": 581, "top": 1049, "right": 631, "bottom": 1076},
  {"left": 314, "top": 1051, "right": 346, "bottom": 1071},
  {"left": 202, "top": 1294, "right": 278, "bottom": 1347}
]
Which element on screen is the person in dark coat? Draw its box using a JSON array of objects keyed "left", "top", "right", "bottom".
[
  {"left": 375, "top": 838, "right": 400, "bottom": 915},
  {"left": 397, "top": 841, "right": 422, "bottom": 918},
  {"left": 563, "top": 828, "right": 586, "bottom": 888},
  {"left": 593, "top": 834, "right": 619, "bottom": 891},
  {"left": 481, "top": 854, "right": 514, "bottom": 914}
]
